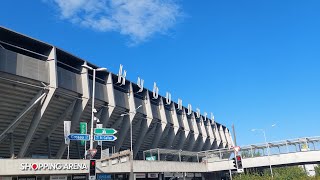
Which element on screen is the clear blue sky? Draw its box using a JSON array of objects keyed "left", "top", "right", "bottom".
[{"left": 1, "top": 0, "right": 320, "bottom": 146}]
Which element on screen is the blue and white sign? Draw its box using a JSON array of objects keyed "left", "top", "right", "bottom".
[
  {"left": 97, "top": 174, "right": 112, "bottom": 180},
  {"left": 68, "top": 134, "right": 90, "bottom": 141},
  {"left": 94, "top": 135, "right": 117, "bottom": 141}
]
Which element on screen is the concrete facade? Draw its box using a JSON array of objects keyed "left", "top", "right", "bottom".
[{"left": 0, "top": 26, "right": 233, "bottom": 160}]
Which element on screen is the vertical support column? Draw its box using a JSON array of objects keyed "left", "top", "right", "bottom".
[
  {"left": 18, "top": 47, "right": 58, "bottom": 158},
  {"left": 218, "top": 125, "right": 227, "bottom": 148},
  {"left": 47, "top": 137, "right": 52, "bottom": 159},
  {"left": 250, "top": 146, "right": 254, "bottom": 157},
  {"left": 211, "top": 121, "right": 222, "bottom": 149},
  {"left": 10, "top": 133, "right": 14, "bottom": 159},
  {"left": 206, "top": 119, "right": 215, "bottom": 150},
  {"left": 225, "top": 128, "right": 234, "bottom": 148},
  {"left": 158, "top": 148, "right": 160, "bottom": 161},
  {"left": 171, "top": 103, "right": 180, "bottom": 135},
  {"left": 203, "top": 119, "right": 214, "bottom": 151},
  {"left": 56, "top": 62, "right": 90, "bottom": 159},
  {"left": 186, "top": 112, "right": 199, "bottom": 151},
  {"left": 76, "top": 141, "right": 81, "bottom": 159},
  {"left": 133, "top": 91, "right": 153, "bottom": 158},
  {"left": 165, "top": 103, "right": 179, "bottom": 149},
  {"left": 115, "top": 83, "right": 137, "bottom": 152},
  {"left": 195, "top": 116, "right": 207, "bottom": 151},
  {"left": 150, "top": 97, "right": 168, "bottom": 149},
  {"left": 103, "top": 73, "right": 116, "bottom": 126},
  {"left": 182, "top": 108, "right": 190, "bottom": 137},
  {"left": 176, "top": 108, "right": 190, "bottom": 150}
]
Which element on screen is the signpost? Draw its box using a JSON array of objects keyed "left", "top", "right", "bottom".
[
  {"left": 234, "top": 146, "right": 241, "bottom": 152},
  {"left": 68, "top": 134, "right": 90, "bottom": 141},
  {"left": 94, "top": 128, "right": 117, "bottom": 135},
  {"left": 80, "top": 122, "right": 87, "bottom": 145},
  {"left": 86, "top": 149, "right": 98, "bottom": 159},
  {"left": 94, "top": 135, "right": 117, "bottom": 141}
]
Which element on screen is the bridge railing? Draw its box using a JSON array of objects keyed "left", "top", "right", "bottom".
[
  {"left": 141, "top": 136, "right": 320, "bottom": 163},
  {"left": 142, "top": 148, "right": 209, "bottom": 163},
  {"left": 239, "top": 136, "right": 320, "bottom": 159}
]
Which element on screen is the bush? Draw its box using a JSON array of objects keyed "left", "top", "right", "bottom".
[
  {"left": 233, "top": 173, "right": 270, "bottom": 180},
  {"left": 270, "top": 166, "right": 308, "bottom": 180},
  {"left": 315, "top": 165, "right": 320, "bottom": 177},
  {"left": 233, "top": 166, "right": 313, "bottom": 180}
]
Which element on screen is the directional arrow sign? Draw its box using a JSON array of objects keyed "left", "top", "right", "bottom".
[
  {"left": 94, "top": 128, "right": 117, "bottom": 135},
  {"left": 68, "top": 134, "right": 90, "bottom": 141},
  {"left": 94, "top": 135, "right": 117, "bottom": 141}
]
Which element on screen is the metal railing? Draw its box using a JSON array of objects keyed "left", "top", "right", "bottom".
[
  {"left": 204, "top": 136, "right": 320, "bottom": 162},
  {"left": 142, "top": 136, "right": 320, "bottom": 163},
  {"left": 143, "top": 148, "right": 207, "bottom": 163}
]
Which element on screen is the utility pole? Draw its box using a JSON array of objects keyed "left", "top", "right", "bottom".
[{"left": 232, "top": 124, "right": 237, "bottom": 146}]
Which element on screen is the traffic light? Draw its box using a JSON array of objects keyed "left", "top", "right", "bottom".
[
  {"left": 236, "top": 155, "right": 243, "bottom": 169},
  {"left": 232, "top": 157, "right": 237, "bottom": 168},
  {"left": 89, "top": 159, "right": 96, "bottom": 177}
]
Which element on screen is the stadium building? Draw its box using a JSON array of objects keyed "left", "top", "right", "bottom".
[{"left": 0, "top": 26, "right": 233, "bottom": 180}]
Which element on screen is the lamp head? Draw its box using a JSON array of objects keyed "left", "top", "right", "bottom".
[
  {"left": 96, "top": 67, "right": 107, "bottom": 71},
  {"left": 136, "top": 105, "right": 142, "bottom": 110}
]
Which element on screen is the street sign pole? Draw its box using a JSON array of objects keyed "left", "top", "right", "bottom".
[
  {"left": 82, "top": 122, "right": 87, "bottom": 159},
  {"left": 67, "top": 145, "right": 70, "bottom": 159},
  {"left": 96, "top": 124, "right": 103, "bottom": 160}
]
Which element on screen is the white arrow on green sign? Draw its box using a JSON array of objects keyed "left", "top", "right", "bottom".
[{"left": 94, "top": 128, "right": 117, "bottom": 135}]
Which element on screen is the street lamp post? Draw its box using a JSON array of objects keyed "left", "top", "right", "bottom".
[
  {"left": 120, "top": 105, "right": 142, "bottom": 180},
  {"left": 251, "top": 128, "right": 274, "bottom": 179},
  {"left": 82, "top": 64, "right": 107, "bottom": 157}
]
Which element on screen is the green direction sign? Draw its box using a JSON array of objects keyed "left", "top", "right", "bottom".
[
  {"left": 94, "top": 128, "right": 117, "bottom": 135},
  {"left": 80, "top": 122, "right": 87, "bottom": 146}
]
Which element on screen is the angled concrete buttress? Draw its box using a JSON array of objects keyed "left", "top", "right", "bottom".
[
  {"left": 56, "top": 62, "right": 90, "bottom": 158},
  {"left": 18, "top": 47, "right": 58, "bottom": 158},
  {"left": 133, "top": 90, "right": 153, "bottom": 158}
]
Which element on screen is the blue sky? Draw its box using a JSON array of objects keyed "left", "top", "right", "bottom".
[{"left": 1, "top": 0, "right": 320, "bottom": 146}]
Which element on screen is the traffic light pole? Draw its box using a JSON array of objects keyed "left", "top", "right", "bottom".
[{"left": 229, "top": 161, "right": 233, "bottom": 180}]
